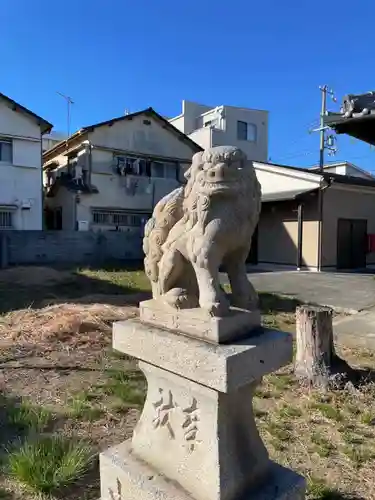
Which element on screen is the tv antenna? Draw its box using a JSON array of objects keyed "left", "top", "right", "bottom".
[{"left": 57, "top": 91, "right": 74, "bottom": 138}]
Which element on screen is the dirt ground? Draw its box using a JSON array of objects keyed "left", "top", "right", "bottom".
[{"left": 0, "top": 266, "right": 373, "bottom": 500}]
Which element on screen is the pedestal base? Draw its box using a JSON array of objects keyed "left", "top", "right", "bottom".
[
  {"left": 140, "top": 299, "right": 261, "bottom": 343},
  {"left": 99, "top": 441, "right": 306, "bottom": 500}
]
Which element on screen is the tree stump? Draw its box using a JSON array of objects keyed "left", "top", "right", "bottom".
[{"left": 295, "top": 305, "right": 350, "bottom": 388}]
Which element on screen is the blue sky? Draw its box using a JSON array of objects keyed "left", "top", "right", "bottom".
[{"left": 3, "top": 0, "right": 375, "bottom": 172}]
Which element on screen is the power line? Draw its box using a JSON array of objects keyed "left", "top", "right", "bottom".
[
  {"left": 276, "top": 149, "right": 315, "bottom": 162},
  {"left": 272, "top": 118, "right": 319, "bottom": 163}
]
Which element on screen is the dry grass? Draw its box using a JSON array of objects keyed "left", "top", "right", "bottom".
[
  {"left": 0, "top": 302, "right": 137, "bottom": 346},
  {"left": 256, "top": 347, "right": 375, "bottom": 499}
]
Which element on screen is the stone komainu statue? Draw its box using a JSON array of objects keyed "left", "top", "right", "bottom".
[{"left": 143, "top": 146, "right": 261, "bottom": 317}]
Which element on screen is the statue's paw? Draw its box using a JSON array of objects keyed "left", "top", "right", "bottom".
[
  {"left": 163, "top": 288, "right": 199, "bottom": 309},
  {"left": 202, "top": 300, "right": 230, "bottom": 317}
]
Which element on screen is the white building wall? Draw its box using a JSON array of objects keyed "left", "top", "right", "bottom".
[
  {"left": 0, "top": 100, "right": 41, "bottom": 139},
  {"left": 180, "top": 101, "right": 211, "bottom": 134},
  {"left": 222, "top": 106, "right": 268, "bottom": 162},
  {"left": 0, "top": 99, "right": 43, "bottom": 230},
  {"left": 169, "top": 100, "right": 268, "bottom": 162},
  {"left": 168, "top": 115, "right": 185, "bottom": 132},
  {"left": 188, "top": 128, "right": 213, "bottom": 150},
  {"left": 0, "top": 167, "right": 42, "bottom": 229}
]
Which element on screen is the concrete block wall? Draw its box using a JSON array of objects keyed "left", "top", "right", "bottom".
[{"left": 0, "top": 230, "right": 143, "bottom": 267}]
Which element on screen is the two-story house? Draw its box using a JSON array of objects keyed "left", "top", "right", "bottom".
[
  {"left": 0, "top": 92, "right": 52, "bottom": 230},
  {"left": 169, "top": 100, "right": 268, "bottom": 162},
  {"left": 43, "top": 107, "right": 202, "bottom": 231},
  {"left": 42, "top": 131, "right": 67, "bottom": 153}
]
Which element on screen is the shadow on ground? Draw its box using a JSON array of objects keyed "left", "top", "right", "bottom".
[
  {"left": 0, "top": 263, "right": 150, "bottom": 314},
  {"left": 258, "top": 292, "right": 302, "bottom": 314},
  {"left": 310, "top": 491, "right": 366, "bottom": 500}
]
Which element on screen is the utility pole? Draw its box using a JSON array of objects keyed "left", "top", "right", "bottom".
[
  {"left": 312, "top": 85, "right": 337, "bottom": 271},
  {"left": 57, "top": 91, "right": 74, "bottom": 138},
  {"left": 318, "top": 85, "right": 337, "bottom": 172}
]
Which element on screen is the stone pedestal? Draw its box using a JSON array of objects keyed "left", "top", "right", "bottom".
[{"left": 99, "top": 307, "right": 305, "bottom": 500}]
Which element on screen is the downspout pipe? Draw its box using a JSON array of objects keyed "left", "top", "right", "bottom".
[{"left": 297, "top": 202, "right": 303, "bottom": 271}]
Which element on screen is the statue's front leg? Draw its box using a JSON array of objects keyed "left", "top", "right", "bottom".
[
  {"left": 192, "top": 245, "right": 229, "bottom": 317},
  {"left": 225, "top": 248, "right": 258, "bottom": 310}
]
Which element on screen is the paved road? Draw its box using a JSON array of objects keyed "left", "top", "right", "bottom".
[
  {"left": 245, "top": 270, "right": 375, "bottom": 314},
  {"left": 333, "top": 311, "right": 375, "bottom": 350},
  {"left": 221, "top": 269, "right": 375, "bottom": 349}
]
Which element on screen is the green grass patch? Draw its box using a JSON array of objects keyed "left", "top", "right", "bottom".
[
  {"left": 311, "top": 432, "right": 336, "bottom": 458},
  {"left": 342, "top": 445, "right": 374, "bottom": 467},
  {"left": 8, "top": 435, "right": 94, "bottom": 494},
  {"left": 266, "top": 374, "right": 295, "bottom": 391},
  {"left": 66, "top": 393, "right": 104, "bottom": 421},
  {"left": 6, "top": 399, "right": 52, "bottom": 431},
  {"left": 307, "top": 477, "right": 344, "bottom": 499},
  {"left": 341, "top": 431, "right": 364, "bottom": 445},
  {"left": 311, "top": 402, "right": 342, "bottom": 422},
  {"left": 278, "top": 404, "right": 302, "bottom": 419},
  {"left": 361, "top": 411, "right": 375, "bottom": 425},
  {"left": 253, "top": 408, "right": 268, "bottom": 419},
  {"left": 77, "top": 268, "right": 151, "bottom": 293},
  {"left": 102, "top": 369, "right": 146, "bottom": 406},
  {"left": 269, "top": 438, "right": 287, "bottom": 452},
  {"left": 266, "top": 420, "right": 292, "bottom": 442}
]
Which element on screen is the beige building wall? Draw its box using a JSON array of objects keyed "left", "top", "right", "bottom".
[
  {"left": 90, "top": 114, "right": 196, "bottom": 161},
  {"left": 322, "top": 186, "right": 375, "bottom": 267},
  {"left": 258, "top": 197, "right": 319, "bottom": 268}
]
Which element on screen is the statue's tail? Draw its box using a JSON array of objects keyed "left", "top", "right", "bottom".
[{"left": 143, "top": 187, "right": 184, "bottom": 296}]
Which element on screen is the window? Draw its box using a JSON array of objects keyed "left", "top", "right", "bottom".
[
  {"left": 0, "top": 138, "right": 12, "bottom": 163},
  {"left": 237, "top": 121, "right": 257, "bottom": 142},
  {"left": 92, "top": 209, "right": 143, "bottom": 227},
  {"left": 92, "top": 211, "right": 110, "bottom": 225},
  {"left": 115, "top": 156, "right": 151, "bottom": 177},
  {"left": 0, "top": 209, "right": 13, "bottom": 228},
  {"left": 151, "top": 162, "right": 165, "bottom": 178},
  {"left": 204, "top": 118, "right": 219, "bottom": 128},
  {"left": 165, "top": 164, "right": 177, "bottom": 179},
  {"left": 128, "top": 215, "right": 143, "bottom": 227}
]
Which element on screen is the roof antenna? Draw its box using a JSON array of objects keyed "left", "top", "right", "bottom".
[{"left": 57, "top": 91, "right": 74, "bottom": 139}]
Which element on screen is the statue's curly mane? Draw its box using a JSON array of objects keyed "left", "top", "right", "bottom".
[{"left": 143, "top": 186, "right": 184, "bottom": 289}]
